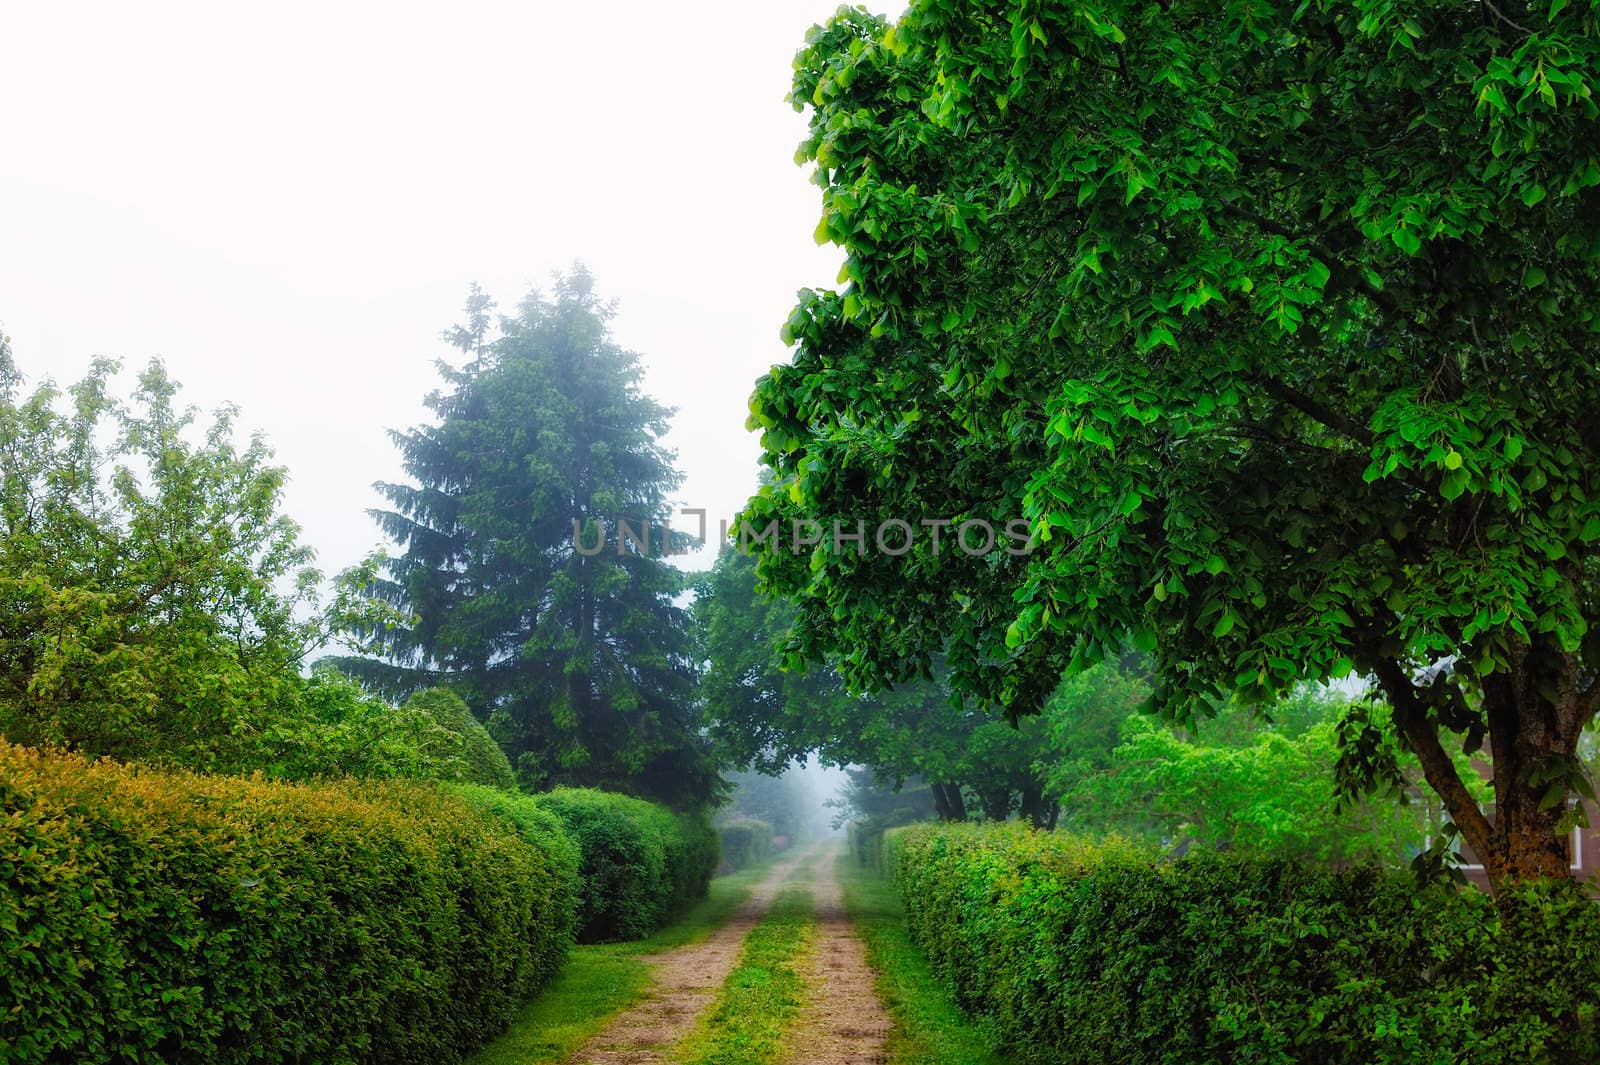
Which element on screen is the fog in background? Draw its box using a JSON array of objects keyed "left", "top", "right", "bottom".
[
  {"left": 0, "top": 0, "right": 885, "bottom": 576},
  {"left": 792, "top": 761, "right": 850, "bottom": 838}
]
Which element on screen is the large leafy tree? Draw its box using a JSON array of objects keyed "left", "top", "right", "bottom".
[
  {"left": 0, "top": 340, "right": 309, "bottom": 767},
  {"left": 351, "top": 271, "right": 720, "bottom": 808},
  {"left": 744, "top": 3, "right": 1600, "bottom": 888},
  {"left": 0, "top": 336, "right": 444, "bottom": 778}
]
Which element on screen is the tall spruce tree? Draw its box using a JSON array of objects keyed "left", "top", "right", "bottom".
[{"left": 350, "top": 269, "right": 719, "bottom": 808}]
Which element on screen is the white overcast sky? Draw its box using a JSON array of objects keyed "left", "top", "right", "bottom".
[{"left": 0, "top": 0, "right": 885, "bottom": 576}]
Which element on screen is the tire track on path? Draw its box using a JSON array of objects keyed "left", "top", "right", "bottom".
[
  {"left": 566, "top": 847, "right": 814, "bottom": 1065},
  {"left": 785, "top": 842, "right": 893, "bottom": 1065}
]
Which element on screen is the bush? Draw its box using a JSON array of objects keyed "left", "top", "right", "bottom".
[
  {"left": 447, "top": 784, "right": 582, "bottom": 985},
  {"left": 886, "top": 822, "right": 1600, "bottom": 1065},
  {"left": 253, "top": 669, "right": 456, "bottom": 782},
  {"left": 717, "top": 816, "right": 775, "bottom": 871},
  {"left": 534, "top": 787, "right": 718, "bottom": 942},
  {"left": 0, "top": 741, "right": 579, "bottom": 1065},
  {"left": 404, "top": 688, "right": 517, "bottom": 789}
]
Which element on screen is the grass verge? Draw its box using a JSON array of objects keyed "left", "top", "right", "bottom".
[
  {"left": 672, "top": 879, "right": 816, "bottom": 1065},
  {"left": 466, "top": 861, "right": 776, "bottom": 1065},
  {"left": 836, "top": 849, "right": 1012, "bottom": 1065}
]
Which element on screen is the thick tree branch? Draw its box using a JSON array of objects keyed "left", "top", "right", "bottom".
[
  {"left": 1254, "top": 376, "right": 1376, "bottom": 446},
  {"left": 1374, "top": 657, "right": 1495, "bottom": 861}
]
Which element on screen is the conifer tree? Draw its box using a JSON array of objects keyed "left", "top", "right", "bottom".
[{"left": 349, "top": 269, "right": 719, "bottom": 808}]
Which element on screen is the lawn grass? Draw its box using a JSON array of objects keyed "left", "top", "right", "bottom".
[
  {"left": 466, "top": 860, "right": 776, "bottom": 1065},
  {"left": 671, "top": 877, "right": 816, "bottom": 1065},
  {"left": 836, "top": 849, "right": 1012, "bottom": 1065}
]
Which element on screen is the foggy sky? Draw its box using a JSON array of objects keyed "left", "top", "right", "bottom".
[{"left": 0, "top": 0, "right": 871, "bottom": 576}]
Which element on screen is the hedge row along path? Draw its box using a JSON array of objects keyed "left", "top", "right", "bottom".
[{"left": 568, "top": 841, "right": 891, "bottom": 1065}]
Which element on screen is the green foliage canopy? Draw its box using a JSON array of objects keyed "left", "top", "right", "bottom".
[
  {"left": 0, "top": 340, "right": 340, "bottom": 770},
  {"left": 745, "top": 1, "right": 1600, "bottom": 888},
  {"left": 1053, "top": 694, "right": 1452, "bottom": 868},
  {"left": 0, "top": 336, "right": 485, "bottom": 783},
  {"left": 697, "top": 546, "right": 1056, "bottom": 823}
]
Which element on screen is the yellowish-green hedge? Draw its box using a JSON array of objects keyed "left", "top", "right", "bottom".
[
  {"left": 0, "top": 742, "right": 578, "bottom": 1065},
  {"left": 886, "top": 822, "right": 1600, "bottom": 1064}
]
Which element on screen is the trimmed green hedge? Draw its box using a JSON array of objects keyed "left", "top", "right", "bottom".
[
  {"left": 886, "top": 822, "right": 1600, "bottom": 1065},
  {"left": 717, "top": 816, "right": 775, "bottom": 871},
  {"left": 447, "top": 784, "right": 582, "bottom": 985},
  {"left": 534, "top": 787, "right": 718, "bottom": 942},
  {"left": 0, "top": 741, "right": 578, "bottom": 1065}
]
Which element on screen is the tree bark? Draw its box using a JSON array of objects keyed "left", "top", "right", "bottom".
[
  {"left": 1019, "top": 781, "right": 1056, "bottom": 829},
  {"left": 978, "top": 787, "right": 1012, "bottom": 822},
  {"left": 1375, "top": 652, "right": 1594, "bottom": 895},
  {"left": 931, "top": 781, "right": 968, "bottom": 822}
]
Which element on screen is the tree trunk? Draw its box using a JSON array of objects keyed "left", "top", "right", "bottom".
[
  {"left": 1019, "top": 781, "right": 1055, "bottom": 830},
  {"left": 1475, "top": 669, "right": 1578, "bottom": 890},
  {"left": 1375, "top": 650, "right": 1594, "bottom": 895},
  {"left": 979, "top": 787, "right": 1012, "bottom": 822},
  {"left": 947, "top": 782, "right": 968, "bottom": 821},
  {"left": 931, "top": 781, "right": 968, "bottom": 822}
]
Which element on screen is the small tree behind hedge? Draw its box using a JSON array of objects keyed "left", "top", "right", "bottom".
[{"left": 406, "top": 688, "right": 517, "bottom": 789}]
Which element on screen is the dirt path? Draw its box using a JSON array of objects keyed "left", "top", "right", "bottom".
[
  {"left": 785, "top": 843, "right": 893, "bottom": 1065},
  {"left": 565, "top": 849, "right": 813, "bottom": 1065}
]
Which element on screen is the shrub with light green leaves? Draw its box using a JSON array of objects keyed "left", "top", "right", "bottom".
[
  {"left": 404, "top": 688, "right": 517, "bottom": 789},
  {"left": 886, "top": 822, "right": 1600, "bottom": 1065},
  {"left": 534, "top": 787, "right": 718, "bottom": 942},
  {"left": 0, "top": 741, "right": 578, "bottom": 1065}
]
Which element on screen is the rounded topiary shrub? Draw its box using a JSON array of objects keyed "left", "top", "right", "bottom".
[{"left": 404, "top": 688, "right": 517, "bottom": 789}]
